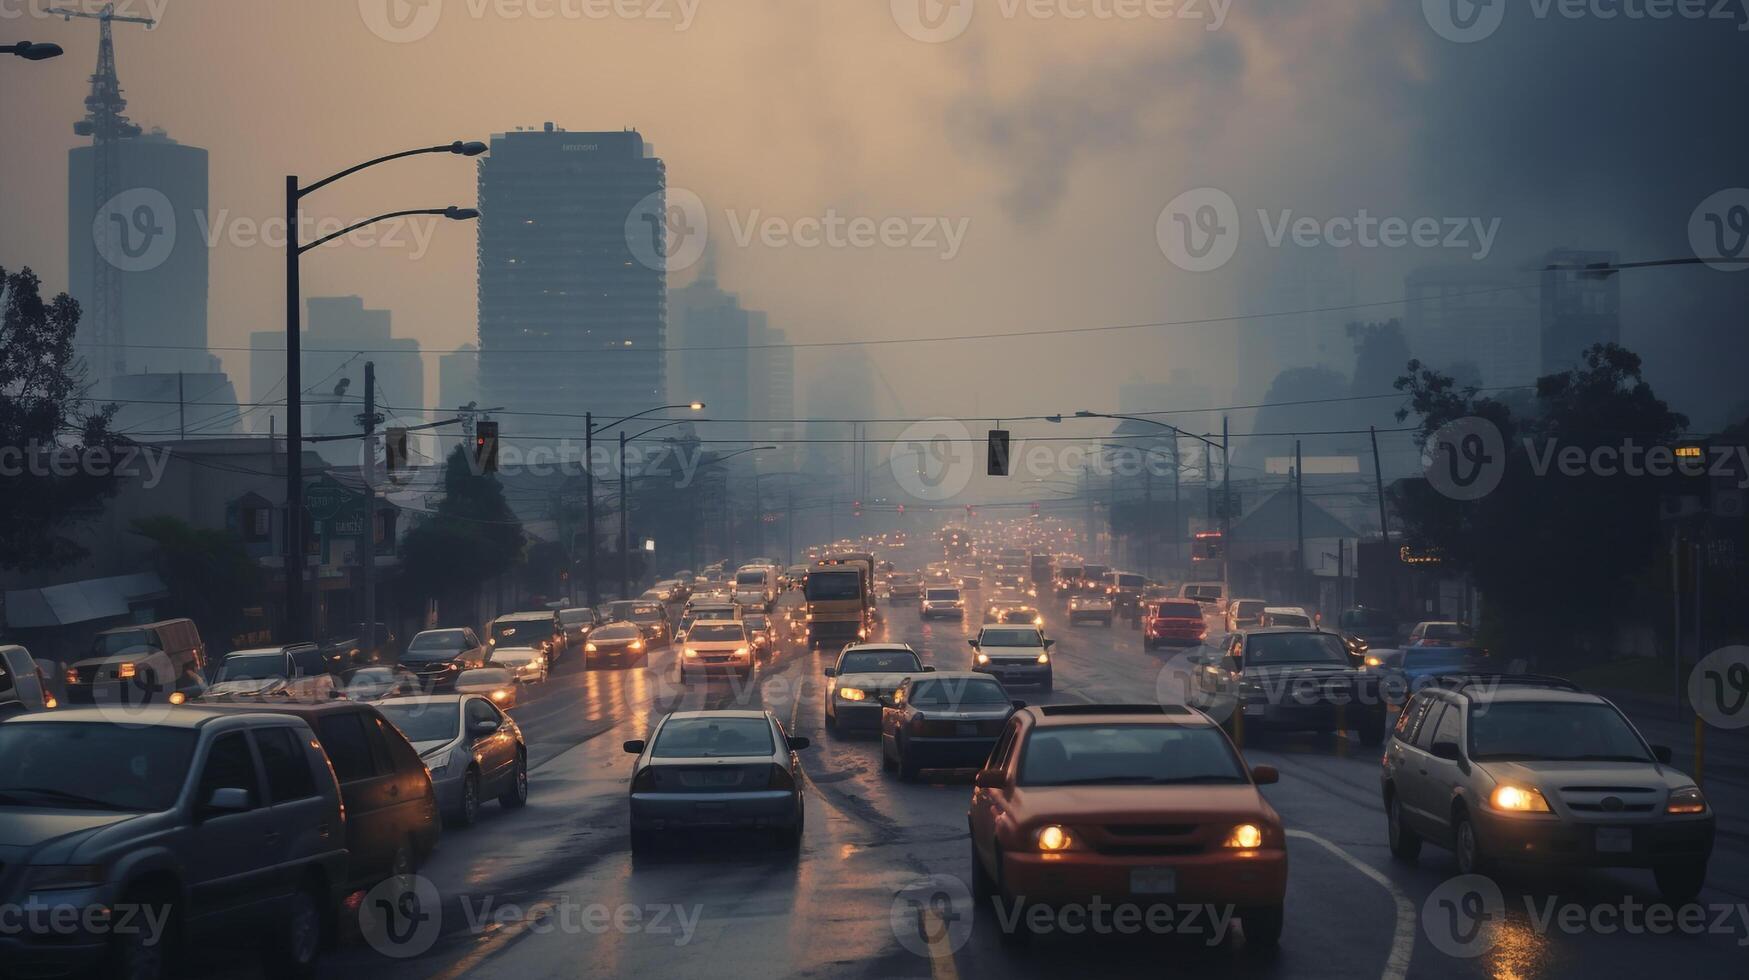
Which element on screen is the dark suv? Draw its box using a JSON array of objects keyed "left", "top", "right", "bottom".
[
  {"left": 0, "top": 707, "right": 349, "bottom": 979},
  {"left": 1191, "top": 628, "right": 1388, "bottom": 745}
]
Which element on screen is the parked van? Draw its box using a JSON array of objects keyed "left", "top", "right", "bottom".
[
  {"left": 63, "top": 618, "right": 208, "bottom": 706},
  {"left": 732, "top": 565, "right": 780, "bottom": 611}
]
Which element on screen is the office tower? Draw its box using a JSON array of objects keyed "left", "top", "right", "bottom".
[
  {"left": 1404, "top": 265, "right": 1541, "bottom": 388},
  {"left": 248, "top": 297, "right": 422, "bottom": 451},
  {"left": 477, "top": 123, "right": 667, "bottom": 425},
  {"left": 1541, "top": 248, "right": 1621, "bottom": 374}
]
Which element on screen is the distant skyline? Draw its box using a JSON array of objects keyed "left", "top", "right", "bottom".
[{"left": 4, "top": 2, "right": 1744, "bottom": 442}]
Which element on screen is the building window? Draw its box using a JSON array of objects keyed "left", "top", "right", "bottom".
[{"left": 242, "top": 506, "right": 271, "bottom": 543}]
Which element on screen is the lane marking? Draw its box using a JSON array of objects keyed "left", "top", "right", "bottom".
[
  {"left": 919, "top": 905, "right": 962, "bottom": 980},
  {"left": 1286, "top": 829, "right": 1414, "bottom": 980},
  {"left": 429, "top": 897, "right": 559, "bottom": 980}
]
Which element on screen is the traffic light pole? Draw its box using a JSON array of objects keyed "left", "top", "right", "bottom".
[
  {"left": 585, "top": 413, "right": 597, "bottom": 607},
  {"left": 361, "top": 362, "right": 377, "bottom": 646}
]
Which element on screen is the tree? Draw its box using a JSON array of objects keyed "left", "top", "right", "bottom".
[
  {"left": 130, "top": 516, "right": 259, "bottom": 650},
  {"left": 399, "top": 445, "right": 525, "bottom": 610},
  {"left": 1393, "top": 344, "right": 1687, "bottom": 663},
  {"left": 0, "top": 266, "right": 119, "bottom": 571}
]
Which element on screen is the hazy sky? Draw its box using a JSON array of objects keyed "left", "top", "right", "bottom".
[{"left": 3, "top": 0, "right": 1744, "bottom": 447}]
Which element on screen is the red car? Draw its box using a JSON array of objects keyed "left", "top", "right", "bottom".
[
  {"left": 967, "top": 703, "right": 1287, "bottom": 948},
  {"left": 1143, "top": 600, "right": 1208, "bottom": 650}
]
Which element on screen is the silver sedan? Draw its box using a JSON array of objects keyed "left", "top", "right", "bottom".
[{"left": 623, "top": 710, "right": 810, "bottom": 853}]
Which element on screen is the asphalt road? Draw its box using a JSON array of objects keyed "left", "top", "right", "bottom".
[{"left": 231, "top": 593, "right": 1749, "bottom": 980}]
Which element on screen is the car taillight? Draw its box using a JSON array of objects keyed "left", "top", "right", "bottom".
[
  {"left": 631, "top": 767, "right": 658, "bottom": 792},
  {"left": 768, "top": 764, "right": 796, "bottom": 790}
]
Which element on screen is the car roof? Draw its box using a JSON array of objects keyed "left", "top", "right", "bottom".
[
  {"left": 663, "top": 709, "right": 772, "bottom": 721},
  {"left": 1024, "top": 703, "right": 1211, "bottom": 727},
  {"left": 4, "top": 705, "right": 266, "bottom": 729},
  {"left": 377, "top": 694, "right": 468, "bottom": 708},
  {"left": 495, "top": 611, "right": 555, "bottom": 621},
  {"left": 201, "top": 699, "right": 380, "bottom": 719},
  {"left": 840, "top": 643, "right": 917, "bottom": 654}
]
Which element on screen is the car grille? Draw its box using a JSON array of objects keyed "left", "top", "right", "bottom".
[
  {"left": 1559, "top": 786, "right": 1658, "bottom": 813},
  {"left": 1104, "top": 823, "right": 1197, "bottom": 836}
]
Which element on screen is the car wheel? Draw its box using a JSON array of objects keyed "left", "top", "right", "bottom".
[
  {"left": 1453, "top": 808, "right": 1485, "bottom": 875},
  {"left": 896, "top": 740, "right": 920, "bottom": 782},
  {"left": 991, "top": 845, "right": 1030, "bottom": 947},
  {"left": 881, "top": 735, "right": 897, "bottom": 772},
  {"left": 261, "top": 883, "right": 323, "bottom": 979},
  {"left": 456, "top": 770, "right": 481, "bottom": 828},
  {"left": 630, "top": 827, "right": 655, "bottom": 856},
  {"left": 500, "top": 752, "right": 529, "bottom": 809},
  {"left": 1242, "top": 904, "right": 1284, "bottom": 950},
  {"left": 1386, "top": 793, "right": 1422, "bottom": 862},
  {"left": 1654, "top": 860, "right": 1708, "bottom": 904},
  {"left": 107, "top": 889, "right": 173, "bottom": 980}
]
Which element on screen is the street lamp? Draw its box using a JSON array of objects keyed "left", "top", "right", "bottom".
[
  {"left": 3, "top": 41, "right": 63, "bottom": 60},
  {"left": 282, "top": 140, "right": 484, "bottom": 640},
  {"left": 617, "top": 419, "right": 706, "bottom": 600},
  {"left": 584, "top": 403, "right": 705, "bottom": 606}
]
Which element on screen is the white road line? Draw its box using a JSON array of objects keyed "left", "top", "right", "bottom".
[{"left": 1286, "top": 829, "right": 1415, "bottom": 980}]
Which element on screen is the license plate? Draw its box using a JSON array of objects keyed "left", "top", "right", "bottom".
[
  {"left": 956, "top": 723, "right": 979, "bottom": 736},
  {"left": 1130, "top": 868, "right": 1177, "bottom": 895},
  {"left": 1595, "top": 827, "right": 1633, "bottom": 853}
]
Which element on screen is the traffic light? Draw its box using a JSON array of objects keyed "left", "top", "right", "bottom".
[
  {"left": 1031, "top": 501, "right": 1040, "bottom": 518},
  {"left": 384, "top": 427, "right": 409, "bottom": 475},
  {"left": 474, "top": 420, "right": 499, "bottom": 473},
  {"left": 852, "top": 499, "right": 863, "bottom": 518},
  {"left": 987, "top": 429, "right": 1011, "bottom": 476}
]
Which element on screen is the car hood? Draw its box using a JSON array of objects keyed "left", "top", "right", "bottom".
[
  {"left": 685, "top": 641, "right": 746, "bottom": 651},
  {"left": 1479, "top": 759, "right": 1684, "bottom": 790},
  {"left": 910, "top": 705, "right": 1014, "bottom": 721},
  {"left": 1246, "top": 663, "right": 1359, "bottom": 681},
  {"left": 493, "top": 647, "right": 542, "bottom": 664},
  {"left": 981, "top": 645, "right": 1046, "bottom": 658},
  {"left": 0, "top": 808, "right": 148, "bottom": 864},
  {"left": 1010, "top": 783, "right": 1269, "bottom": 823}
]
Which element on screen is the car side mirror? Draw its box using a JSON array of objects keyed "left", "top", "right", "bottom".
[
  {"left": 1011, "top": 700, "right": 1027, "bottom": 711},
  {"left": 788, "top": 736, "right": 811, "bottom": 751},
  {"left": 967, "top": 639, "right": 980, "bottom": 649},
  {"left": 470, "top": 719, "right": 501, "bottom": 737},
  {"left": 201, "top": 786, "right": 251, "bottom": 816},
  {"left": 1431, "top": 740, "right": 1462, "bottom": 762},
  {"left": 1652, "top": 744, "right": 1673, "bottom": 765},
  {"left": 1043, "top": 639, "right": 1055, "bottom": 649},
  {"left": 623, "top": 739, "right": 646, "bottom": 755},
  {"left": 972, "top": 770, "right": 1006, "bottom": 789},
  {"left": 1251, "top": 765, "right": 1280, "bottom": 785},
  {"left": 922, "top": 665, "right": 936, "bottom": 672},
  {"left": 822, "top": 667, "right": 836, "bottom": 678},
  {"left": 878, "top": 695, "right": 896, "bottom": 708}
]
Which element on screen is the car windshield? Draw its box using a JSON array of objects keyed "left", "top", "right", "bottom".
[
  {"left": 839, "top": 650, "right": 922, "bottom": 673},
  {"left": 92, "top": 629, "right": 159, "bottom": 657},
  {"left": 907, "top": 677, "right": 1009, "bottom": 707},
  {"left": 1117, "top": 574, "right": 1145, "bottom": 588},
  {"left": 1422, "top": 623, "right": 1473, "bottom": 641},
  {"left": 558, "top": 610, "right": 592, "bottom": 625},
  {"left": 981, "top": 628, "right": 1042, "bottom": 647},
  {"left": 806, "top": 571, "right": 863, "bottom": 600},
  {"left": 1001, "top": 610, "right": 1038, "bottom": 623},
  {"left": 1018, "top": 725, "right": 1248, "bottom": 786},
  {"left": 688, "top": 623, "right": 745, "bottom": 643},
  {"left": 593, "top": 624, "right": 641, "bottom": 641},
  {"left": 1469, "top": 701, "right": 1651, "bottom": 762},
  {"left": 652, "top": 717, "right": 774, "bottom": 758},
  {"left": 1155, "top": 602, "right": 1203, "bottom": 618},
  {"left": 627, "top": 606, "right": 663, "bottom": 622},
  {"left": 0, "top": 723, "right": 195, "bottom": 811},
  {"left": 408, "top": 631, "right": 467, "bottom": 653},
  {"left": 744, "top": 615, "right": 768, "bottom": 629},
  {"left": 926, "top": 589, "right": 961, "bottom": 601},
  {"left": 1245, "top": 633, "right": 1350, "bottom": 666},
  {"left": 1235, "top": 601, "right": 1268, "bottom": 616},
  {"left": 378, "top": 702, "right": 461, "bottom": 743},
  {"left": 458, "top": 668, "right": 512, "bottom": 687},
  {"left": 736, "top": 572, "right": 767, "bottom": 585},
  {"left": 492, "top": 620, "right": 551, "bottom": 642},
  {"left": 1265, "top": 613, "right": 1313, "bottom": 628},
  {"left": 216, "top": 654, "right": 286, "bottom": 681}
]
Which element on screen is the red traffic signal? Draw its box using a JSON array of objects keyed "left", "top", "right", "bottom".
[{"left": 473, "top": 420, "right": 499, "bottom": 473}]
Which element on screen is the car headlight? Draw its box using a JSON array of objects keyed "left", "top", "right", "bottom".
[
  {"left": 838, "top": 687, "right": 868, "bottom": 701},
  {"left": 630, "top": 640, "right": 646, "bottom": 652},
  {"left": 1667, "top": 786, "right": 1708, "bottom": 815},
  {"left": 1035, "top": 825, "right": 1074, "bottom": 852},
  {"left": 23, "top": 865, "right": 104, "bottom": 892},
  {"left": 684, "top": 648, "right": 700, "bottom": 658},
  {"left": 1036, "top": 652, "right": 1050, "bottom": 664},
  {"left": 585, "top": 642, "right": 598, "bottom": 652},
  {"left": 1222, "top": 824, "right": 1265, "bottom": 849},
  {"left": 975, "top": 652, "right": 990, "bottom": 665},
  {"left": 735, "top": 646, "right": 751, "bottom": 657},
  {"left": 1490, "top": 784, "right": 1552, "bottom": 813},
  {"left": 1364, "top": 655, "right": 1384, "bottom": 668}
]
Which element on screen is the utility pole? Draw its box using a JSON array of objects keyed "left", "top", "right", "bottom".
[
  {"left": 177, "top": 372, "right": 185, "bottom": 439},
  {"left": 1370, "top": 425, "right": 1390, "bottom": 542},
  {"left": 585, "top": 412, "right": 598, "bottom": 607},
  {"left": 360, "top": 362, "right": 378, "bottom": 645},
  {"left": 1294, "top": 439, "right": 1305, "bottom": 603},
  {"left": 619, "top": 431, "right": 630, "bottom": 600},
  {"left": 787, "top": 485, "right": 796, "bottom": 566},
  {"left": 1221, "top": 417, "right": 1231, "bottom": 598},
  {"left": 285, "top": 176, "right": 306, "bottom": 640}
]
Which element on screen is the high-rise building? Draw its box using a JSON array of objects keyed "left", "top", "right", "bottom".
[
  {"left": 755, "top": 322, "right": 797, "bottom": 455},
  {"left": 669, "top": 257, "right": 752, "bottom": 447},
  {"left": 1404, "top": 265, "right": 1541, "bottom": 388},
  {"left": 68, "top": 128, "right": 211, "bottom": 388},
  {"left": 476, "top": 123, "right": 667, "bottom": 426},
  {"left": 1541, "top": 248, "right": 1621, "bottom": 373},
  {"left": 249, "top": 297, "right": 422, "bottom": 460},
  {"left": 1234, "top": 251, "right": 1354, "bottom": 397}
]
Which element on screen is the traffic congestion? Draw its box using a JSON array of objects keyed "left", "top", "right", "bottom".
[{"left": 1, "top": 521, "right": 1741, "bottom": 979}]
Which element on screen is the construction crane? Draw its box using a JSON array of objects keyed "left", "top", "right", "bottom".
[{"left": 51, "top": 3, "right": 155, "bottom": 388}]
